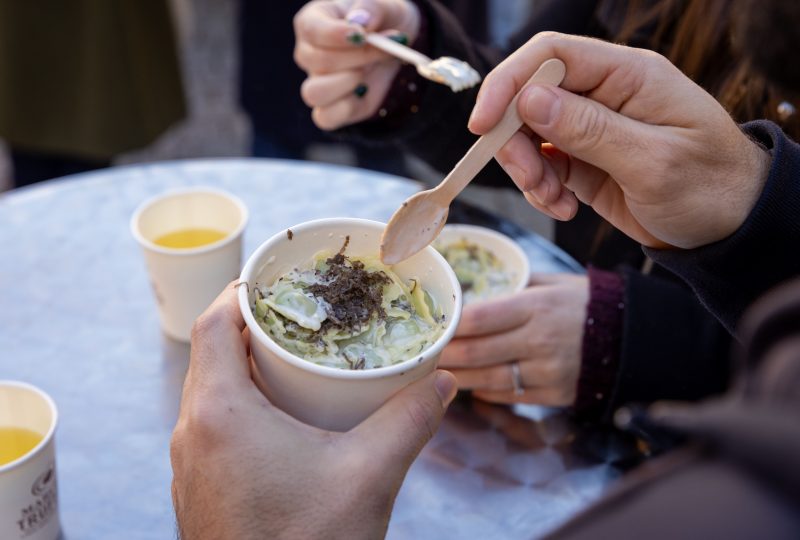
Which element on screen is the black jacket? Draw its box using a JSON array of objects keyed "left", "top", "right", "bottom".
[{"left": 546, "top": 120, "right": 800, "bottom": 539}]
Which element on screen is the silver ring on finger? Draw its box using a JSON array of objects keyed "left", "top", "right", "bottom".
[{"left": 510, "top": 361, "right": 524, "bottom": 396}]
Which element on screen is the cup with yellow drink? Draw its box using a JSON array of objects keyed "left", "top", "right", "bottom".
[
  {"left": 0, "top": 381, "right": 60, "bottom": 540},
  {"left": 131, "top": 187, "right": 249, "bottom": 341}
]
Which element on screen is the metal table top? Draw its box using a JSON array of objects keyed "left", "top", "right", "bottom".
[{"left": 0, "top": 159, "right": 621, "bottom": 539}]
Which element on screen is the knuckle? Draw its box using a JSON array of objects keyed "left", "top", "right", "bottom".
[
  {"left": 404, "top": 399, "right": 438, "bottom": 442},
  {"left": 487, "top": 365, "right": 510, "bottom": 390},
  {"left": 644, "top": 49, "right": 671, "bottom": 70},
  {"left": 451, "top": 341, "right": 478, "bottom": 366},
  {"left": 524, "top": 331, "right": 545, "bottom": 356},
  {"left": 190, "top": 309, "right": 224, "bottom": 343},
  {"left": 177, "top": 398, "right": 232, "bottom": 450},
  {"left": 292, "top": 7, "right": 313, "bottom": 38},
  {"left": 169, "top": 425, "right": 187, "bottom": 464},
  {"left": 311, "top": 107, "right": 332, "bottom": 130},
  {"left": 299, "top": 79, "right": 317, "bottom": 107},
  {"left": 293, "top": 44, "right": 330, "bottom": 75},
  {"left": 567, "top": 102, "right": 607, "bottom": 152},
  {"left": 293, "top": 43, "right": 310, "bottom": 71},
  {"left": 463, "top": 306, "right": 492, "bottom": 335},
  {"left": 530, "top": 31, "right": 560, "bottom": 47}
]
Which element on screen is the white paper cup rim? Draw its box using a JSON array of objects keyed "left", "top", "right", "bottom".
[
  {"left": 239, "top": 217, "right": 462, "bottom": 380},
  {"left": 437, "top": 223, "right": 531, "bottom": 295},
  {"left": 130, "top": 186, "right": 249, "bottom": 256},
  {"left": 0, "top": 380, "right": 58, "bottom": 474}
]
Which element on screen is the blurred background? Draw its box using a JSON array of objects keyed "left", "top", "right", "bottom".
[{"left": 0, "top": 0, "right": 551, "bottom": 238}]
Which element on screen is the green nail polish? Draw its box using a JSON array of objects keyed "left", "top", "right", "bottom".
[
  {"left": 388, "top": 33, "right": 409, "bottom": 46},
  {"left": 354, "top": 84, "right": 368, "bottom": 98},
  {"left": 346, "top": 32, "right": 365, "bottom": 45}
]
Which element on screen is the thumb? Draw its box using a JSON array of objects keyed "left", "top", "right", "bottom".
[
  {"left": 519, "top": 84, "right": 648, "bottom": 181},
  {"left": 345, "top": 0, "right": 384, "bottom": 32},
  {"left": 351, "top": 370, "right": 457, "bottom": 473}
]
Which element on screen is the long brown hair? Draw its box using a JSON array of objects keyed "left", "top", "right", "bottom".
[{"left": 616, "top": 0, "right": 798, "bottom": 139}]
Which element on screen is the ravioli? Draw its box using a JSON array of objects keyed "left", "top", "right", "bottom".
[
  {"left": 252, "top": 238, "right": 445, "bottom": 370},
  {"left": 435, "top": 238, "right": 513, "bottom": 304}
]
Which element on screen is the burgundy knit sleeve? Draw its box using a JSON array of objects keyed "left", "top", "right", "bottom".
[{"left": 572, "top": 267, "right": 625, "bottom": 421}]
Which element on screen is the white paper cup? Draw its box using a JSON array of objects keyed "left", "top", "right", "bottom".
[
  {"left": 131, "top": 187, "right": 248, "bottom": 342},
  {"left": 0, "top": 381, "right": 60, "bottom": 540},
  {"left": 239, "top": 218, "right": 463, "bottom": 432},
  {"left": 435, "top": 224, "right": 530, "bottom": 303}
]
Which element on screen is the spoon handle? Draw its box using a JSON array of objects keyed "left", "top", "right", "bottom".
[
  {"left": 434, "top": 58, "right": 566, "bottom": 202},
  {"left": 365, "top": 33, "right": 432, "bottom": 67}
]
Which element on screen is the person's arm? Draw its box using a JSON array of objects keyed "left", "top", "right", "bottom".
[
  {"left": 646, "top": 121, "right": 800, "bottom": 332},
  {"left": 344, "top": 0, "right": 605, "bottom": 185},
  {"left": 574, "top": 267, "right": 732, "bottom": 423},
  {"left": 544, "top": 277, "right": 800, "bottom": 540}
]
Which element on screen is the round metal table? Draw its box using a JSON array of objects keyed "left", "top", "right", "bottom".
[{"left": 0, "top": 159, "right": 622, "bottom": 539}]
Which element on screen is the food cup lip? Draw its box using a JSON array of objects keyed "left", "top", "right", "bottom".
[
  {"left": 0, "top": 380, "right": 58, "bottom": 474},
  {"left": 238, "top": 217, "right": 463, "bottom": 380},
  {"left": 436, "top": 223, "right": 531, "bottom": 294},
  {"left": 130, "top": 186, "right": 249, "bottom": 256}
]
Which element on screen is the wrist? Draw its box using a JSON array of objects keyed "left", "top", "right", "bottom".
[{"left": 733, "top": 137, "right": 773, "bottom": 236}]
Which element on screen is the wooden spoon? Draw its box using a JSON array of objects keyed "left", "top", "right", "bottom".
[{"left": 380, "top": 58, "right": 566, "bottom": 265}]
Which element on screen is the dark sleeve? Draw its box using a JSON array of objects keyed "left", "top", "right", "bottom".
[
  {"left": 339, "top": 0, "right": 604, "bottom": 187},
  {"left": 646, "top": 121, "right": 800, "bottom": 333},
  {"left": 611, "top": 268, "right": 732, "bottom": 411},
  {"left": 545, "top": 278, "right": 800, "bottom": 540},
  {"left": 573, "top": 267, "right": 732, "bottom": 423}
]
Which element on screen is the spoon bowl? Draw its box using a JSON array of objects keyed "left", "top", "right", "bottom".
[{"left": 380, "top": 193, "right": 449, "bottom": 265}]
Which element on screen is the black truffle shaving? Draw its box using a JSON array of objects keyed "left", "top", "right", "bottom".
[{"left": 308, "top": 236, "right": 391, "bottom": 333}]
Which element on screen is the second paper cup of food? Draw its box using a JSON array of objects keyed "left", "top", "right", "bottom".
[{"left": 238, "top": 218, "right": 462, "bottom": 431}]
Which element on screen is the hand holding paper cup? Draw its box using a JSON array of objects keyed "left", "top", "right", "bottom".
[
  {"left": 0, "top": 381, "right": 60, "bottom": 540},
  {"left": 238, "top": 218, "right": 463, "bottom": 431},
  {"left": 131, "top": 188, "right": 248, "bottom": 342}
]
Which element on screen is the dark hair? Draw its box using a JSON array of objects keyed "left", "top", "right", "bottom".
[
  {"left": 615, "top": 0, "right": 798, "bottom": 140},
  {"left": 734, "top": 0, "right": 800, "bottom": 94}
]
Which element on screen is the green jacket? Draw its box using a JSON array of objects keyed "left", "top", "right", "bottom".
[{"left": 0, "top": 0, "right": 186, "bottom": 160}]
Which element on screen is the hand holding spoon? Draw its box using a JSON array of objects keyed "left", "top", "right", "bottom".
[{"left": 380, "top": 58, "right": 567, "bottom": 264}]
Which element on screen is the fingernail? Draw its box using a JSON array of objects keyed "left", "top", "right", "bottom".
[
  {"left": 353, "top": 83, "right": 368, "bottom": 98},
  {"left": 467, "top": 102, "right": 481, "bottom": 131},
  {"left": 345, "top": 8, "right": 371, "bottom": 27},
  {"left": 522, "top": 85, "right": 559, "bottom": 126},
  {"left": 346, "top": 31, "right": 365, "bottom": 45},
  {"left": 434, "top": 371, "right": 457, "bottom": 407},
  {"left": 388, "top": 33, "right": 409, "bottom": 46}
]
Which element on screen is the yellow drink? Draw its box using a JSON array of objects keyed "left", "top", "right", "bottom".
[
  {"left": 153, "top": 228, "right": 227, "bottom": 249},
  {"left": 0, "top": 427, "right": 43, "bottom": 466}
]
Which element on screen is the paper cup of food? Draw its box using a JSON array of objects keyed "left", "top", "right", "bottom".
[
  {"left": 434, "top": 224, "right": 530, "bottom": 304},
  {"left": 238, "top": 218, "right": 462, "bottom": 432}
]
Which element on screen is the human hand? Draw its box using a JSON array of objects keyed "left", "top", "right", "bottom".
[
  {"left": 439, "top": 273, "right": 588, "bottom": 406},
  {"left": 295, "top": 0, "right": 420, "bottom": 130},
  {"left": 469, "top": 33, "right": 772, "bottom": 249},
  {"left": 170, "top": 283, "right": 457, "bottom": 540}
]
